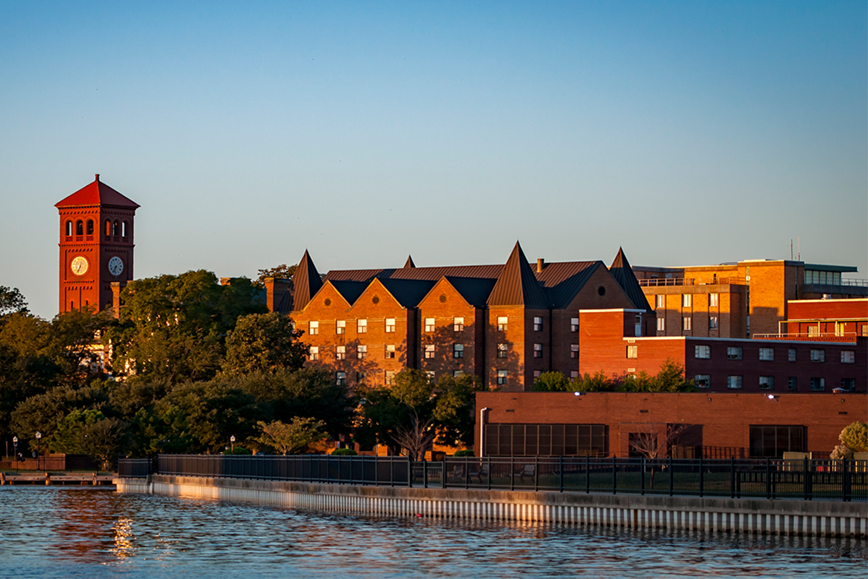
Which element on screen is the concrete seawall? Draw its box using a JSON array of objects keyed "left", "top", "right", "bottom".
[{"left": 116, "top": 475, "right": 868, "bottom": 538}]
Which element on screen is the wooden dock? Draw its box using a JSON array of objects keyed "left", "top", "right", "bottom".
[{"left": 0, "top": 472, "right": 115, "bottom": 486}]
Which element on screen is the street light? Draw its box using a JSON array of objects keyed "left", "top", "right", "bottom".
[
  {"left": 12, "top": 436, "right": 18, "bottom": 473},
  {"left": 35, "top": 432, "right": 42, "bottom": 470},
  {"left": 230, "top": 435, "right": 236, "bottom": 454}
]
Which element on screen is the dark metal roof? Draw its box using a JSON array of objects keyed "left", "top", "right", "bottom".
[
  {"left": 324, "top": 264, "right": 503, "bottom": 283},
  {"left": 292, "top": 250, "right": 323, "bottom": 311},
  {"left": 609, "top": 248, "right": 652, "bottom": 311},
  {"left": 487, "top": 242, "right": 551, "bottom": 308},
  {"left": 378, "top": 278, "right": 437, "bottom": 308},
  {"left": 329, "top": 280, "right": 368, "bottom": 306},
  {"left": 536, "top": 261, "right": 601, "bottom": 308},
  {"left": 403, "top": 255, "right": 416, "bottom": 268},
  {"left": 443, "top": 276, "right": 498, "bottom": 308},
  {"left": 56, "top": 174, "right": 140, "bottom": 209}
]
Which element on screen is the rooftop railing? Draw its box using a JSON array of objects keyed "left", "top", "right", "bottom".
[{"left": 639, "top": 277, "right": 745, "bottom": 287}]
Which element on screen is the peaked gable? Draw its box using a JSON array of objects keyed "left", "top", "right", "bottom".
[
  {"left": 56, "top": 175, "right": 140, "bottom": 209},
  {"left": 291, "top": 250, "right": 324, "bottom": 311},
  {"left": 609, "top": 248, "right": 652, "bottom": 311},
  {"left": 298, "top": 280, "right": 353, "bottom": 313},
  {"left": 403, "top": 255, "right": 416, "bottom": 268},
  {"left": 487, "top": 242, "right": 551, "bottom": 308}
]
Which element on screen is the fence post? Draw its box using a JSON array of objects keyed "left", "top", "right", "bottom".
[
  {"left": 730, "top": 456, "right": 736, "bottom": 499},
  {"left": 423, "top": 458, "right": 428, "bottom": 489},
  {"left": 843, "top": 458, "right": 850, "bottom": 502},
  {"left": 535, "top": 456, "right": 539, "bottom": 492},
  {"left": 612, "top": 456, "right": 617, "bottom": 495},
  {"left": 559, "top": 455, "right": 564, "bottom": 493},
  {"left": 407, "top": 456, "right": 411, "bottom": 488},
  {"left": 699, "top": 455, "right": 704, "bottom": 498},
  {"left": 487, "top": 457, "right": 492, "bottom": 491},
  {"left": 586, "top": 455, "right": 590, "bottom": 494},
  {"left": 640, "top": 458, "right": 645, "bottom": 496},
  {"left": 766, "top": 457, "right": 772, "bottom": 500},
  {"left": 803, "top": 457, "right": 809, "bottom": 501},
  {"left": 668, "top": 455, "right": 673, "bottom": 497}
]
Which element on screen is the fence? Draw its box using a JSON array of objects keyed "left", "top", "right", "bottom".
[{"left": 119, "top": 455, "right": 867, "bottom": 502}]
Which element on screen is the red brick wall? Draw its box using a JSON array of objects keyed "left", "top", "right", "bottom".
[{"left": 418, "top": 279, "right": 481, "bottom": 380}]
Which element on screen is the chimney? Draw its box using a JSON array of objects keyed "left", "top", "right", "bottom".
[
  {"left": 95, "top": 174, "right": 100, "bottom": 182},
  {"left": 264, "top": 277, "right": 293, "bottom": 313},
  {"left": 536, "top": 258, "right": 545, "bottom": 273}
]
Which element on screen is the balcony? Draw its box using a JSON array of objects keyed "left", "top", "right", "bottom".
[{"left": 639, "top": 276, "right": 745, "bottom": 287}]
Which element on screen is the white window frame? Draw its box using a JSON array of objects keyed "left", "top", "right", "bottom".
[
  {"left": 682, "top": 294, "right": 691, "bottom": 307},
  {"left": 357, "top": 319, "right": 367, "bottom": 333},
  {"left": 385, "top": 318, "right": 396, "bottom": 333},
  {"left": 309, "top": 346, "right": 319, "bottom": 360},
  {"left": 626, "top": 345, "right": 638, "bottom": 359},
  {"left": 695, "top": 345, "right": 710, "bottom": 359},
  {"left": 533, "top": 343, "right": 543, "bottom": 358},
  {"left": 709, "top": 316, "right": 718, "bottom": 330},
  {"left": 759, "top": 347, "right": 774, "bottom": 361},
  {"left": 727, "top": 346, "right": 743, "bottom": 360},
  {"left": 759, "top": 376, "right": 774, "bottom": 390},
  {"left": 656, "top": 295, "right": 665, "bottom": 309},
  {"left": 570, "top": 317, "right": 579, "bottom": 332},
  {"left": 497, "top": 316, "right": 508, "bottom": 332},
  {"left": 335, "top": 371, "right": 346, "bottom": 386},
  {"left": 385, "top": 371, "right": 396, "bottom": 386},
  {"left": 357, "top": 344, "right": 367, "bottom": 359},
  {"left": 533, "top": 317, "right": 543, "bottom": 332},
  {"left": 453, "top": 317, "right": 464, "bottom": 332},
  {"left": 335, "top": 345, "right": 346, "bottom": 360},
  {"left": 424, "top": 318, "right": 435, "bottom": 332},
  {"left": 810, "top": 349, "right": 825, "bottom": 363},
  {"left": 385, "top": 344, "right": 396, "bottom": 359},
  {"left": 570, "top": 371, "right": 579, "bottom": 380},
  {"left": 570, "top": 344, "right": 579, "bottom": 359},
  {"left": 727, "top": 375, "right": 743, "bottom": 389},
  {"left": 657, "top": 317, "right": 665, "bottom": 332},
  {"left": 453, "top": 343, "right": 464, "bottom": 358},
  {"left": 841, "top": 350, "right": 855, "bottom": 364},
  {"left": 709, "top": 293, "right": 719, "bottom": 307},
  {"left": 424, "top": 344, "right": 435, "bottom": 359},
  {"left": 497, "top": 343, "right": 508, "bottom": 358},
  {"left": 496, "top": 370, "right": 508, "bottom": 385},
  {"left": 308, "top": 321, "right": 319, "bottom": 335},
  {"left": 695, "top": 374, "right": 711, "bottom": 388},
  {"left": 336, "top": 320, "right": 346, "bottom": 334},
  {"left": 682, "top": 316, "right": 692, "bottom": 331}
]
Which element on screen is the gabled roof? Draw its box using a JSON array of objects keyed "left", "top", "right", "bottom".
[
  {"left": 378, "top": 278, "right": 437, "bottom": 308},
  {"left": 443, "top": 276, "right": 497, "bottom": 308},
  {"left": 609, "top": 248, "right": 652, "bottom": 311},
  {"left": 536, "top": 261, "right": 602, "bottom": 309},
  {"left": 487, "top": 242, "right": 551, "bottom": 308},
  {"left": 56, "top": 175, "right": 140, "bottom": 209},
  {"left": 403, "top": 255, "right": 416, "bottom": 268},
  {"left": 324, "top": 264, "right": 503, "bottom": 283},
  {"left": 290, "top": 250, "right": 323, "bottom": 311},
  {"left": 329, "top": 280, "right": 368, "bottom": 306}
]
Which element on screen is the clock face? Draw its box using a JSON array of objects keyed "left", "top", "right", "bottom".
[
  {"left": 70, "top": 256, "right": 89, "bottom": 276},
  {"left": 108, "top": 256, "right": 124, "bottom": 277}
]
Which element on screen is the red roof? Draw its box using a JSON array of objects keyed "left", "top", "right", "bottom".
[{"left": 55, "top": 175, "right": 140, "bottom": 209}]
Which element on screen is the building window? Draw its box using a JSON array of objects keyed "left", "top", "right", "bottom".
[
  {"left": 484, "top": 423, "right": 608, "bottom": 457},
  {"left": 807, "top": 326, "right": 820, "bottom": 337},
  {"left": 497, "top": 317, "right": 508, "bottom": 332},
  {"left": 788, "top": 348, "right": 796, "bottom": 362},
  {"left": 695, "top": 375, "right": 711, "bottom": 388},
  {"left": 841, "top": 351, "right": 855, "bottom": 364},
  {"left": 385, "top": 318, "right": 396, "bottom": 333},
  {"left": 385, "top": 344, "right": 396, "bottom": 359},
  {"left": 810, "top": 377, "right": 825, "bottom": 391},
  {"left": 453, "top": 317, "right": 464, "bottom": 332},
  {"left": 709, "top": 316, "right": 718, "bottom": 330},
  {"left": 657, "top": 317, "right": 665, "bottom": 332},
  {"left": 335, "top": 346, "right": 346, "bottom": 360},
  {"left": 357, "top": 319, "right": 367, "bottom": 333},
  {"left": 357, "top": 345, "right": 367, "bottom": 359},
  {"left": 570, "top": 371, "right": 579, "bottom": 380},
  {"left": 788, "top": 377, "right": 797, "bottom": 391},
  {"left": 425, "top": 318, "right": 435, "bottom": 332},
  {"left": 336, "top": 320, "right": 346, "bottom": 334},
  {"left": 454, "top": 370, "right": 465, "bottom": 377},
  {"left": 727, "top": 375, "right": 743, "bottom": 389},
  {"left": 682, "top": 316, "right": 691, "bottom": 331},
  {"left": 759, "top": 347, "right": 774, "bottom": 361},
  {"left": 810, "top": 349, "right": 824, "bottom": 363},
  {"left": 841, "top": 378, "right": 856, "bottom": 391},
  {"left": 709, "top": 293, "right": 718, "bottom": 307},
  {"left": 65, "top": 220, "right": 72, "bottom": 236},
  {"left": 385, "top": 371, "right": 396, "bottom": 386},
  {"left": 759, "top": 376, "right": 774, "bottom": 390},
  {"left": 695, "top": 345, "right": 710, "bottom": 359},
  {"left": 497, "top": 343, "right": 508, "bottom": 358},
  {"left": 727, "top": 347, "right": 743, "bottom": 360},
  {"left": 533, "top": 317, "right": 543, "bottom": 331},
  {"left": 356, "top": 372, "right": 367, "bottom": 384},
  {"left": 425, "top": 371, "right": 435, "bottom": 381},
  {"left": 76, "top": 220, "right": 83, "bottom": 235},
  {"left": 308, "top": 321, "right": 319, "bottom": 335},
  {"left": 453, "top": 344, "right": 464, "bottom": 358},
  {"left": 496, "top": 370, "right": 508, "bottom": 386},
  {"left": 309, "top": 346, "right": 319, "bottom": 361},
  {"left": 533, "top": 343, "right": 543, "bottom": 358},
  {"left": 656, "top": 295, "right": 665, "bottom": 309},
  {"left": 682, "top": 294, "right": 691, "bottom": 307},
  {"left": 424, "top": 344, "right": 435, "bottom": 359},
  {"left": 86, "top": 219, "right": 94, "bottom": 235},
  {"left": 626, "top": 345, "right": 638, "bottom": 359},
  {"left": 570, "top": 317, "right": 579, "bottom": 332},
  {"left": 533, "top": 370, "right": 541, "bottom": 379},
  {"left": 336, "top": 371, "right": 346, "bottom": 386},
  {"left": 749, "top": 426, "right": 805, "bottom": 458},
  {"left": 570, "top": 344, "right": 579, "bottom": 359}
]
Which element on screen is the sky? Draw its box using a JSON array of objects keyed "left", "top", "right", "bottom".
[{"left": 1, "top": 1, "right": 865, "bottom": 319}]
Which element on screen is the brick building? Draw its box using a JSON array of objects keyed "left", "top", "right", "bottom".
[{"left": 266, "top": 243, "right": 654, "bottom": 391}]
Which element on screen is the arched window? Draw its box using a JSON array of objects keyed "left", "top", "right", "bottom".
[
  {"left": 65, "top": 221, "right": 73, "bottom": 236},
  {"left": 86, "top": 219, "right": 94, "bottom": 235},
  {"left": 112, "top": 221, "right": 119, "bottom": 236},
  {"left": 105, "top": 220, "right": 111, "bottom": 236},
  {"left": 122, "top": 221, "right": 129, "bottom": 237},
  {"left": 76, "top": 220, "right": 83, "bottom": 235}
]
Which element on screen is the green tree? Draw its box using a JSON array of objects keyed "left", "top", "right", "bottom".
[
  {"left": 254, "top": 264, "right": 298, "bottom": 288},
  {"left": 49, "top": 408, "right": 106, "bottom": 454},
  {"left": 572, "top": 371, "right": 614, "bottom": 392},
  {"left": 432, "top": 374, "right": 488, "bottom": 448},
  {"left": 223, "top": 312, "right": 307, "bottom": 374},
  {"left": 10, "top": 386, "right": 109, "bottom": 450},
  {"left": 532, "top": 371, "right": 571, "bottom": 392},
  {"left": 0, "top": 286, "right": 27, "bottom": 317},
  {"left": 80, "top": 418, "right": 129, "bottom": 470},
  {"left": 838, "top": 421, "right": 868, "bottom": 454},
  {"left": 252, "top": 418, "right": 327, "bottom": 454}
]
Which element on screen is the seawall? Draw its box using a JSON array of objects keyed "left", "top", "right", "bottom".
[{"left": 116, "top": 475, "right": 868, "bottom": 538}]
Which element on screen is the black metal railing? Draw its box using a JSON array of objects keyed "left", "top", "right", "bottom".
[
  {"left": 117, "top": 455, "right": 867, "bottom": 501},
  {"left": 118, "top": 458, "right": 153, "bottom": 478}
]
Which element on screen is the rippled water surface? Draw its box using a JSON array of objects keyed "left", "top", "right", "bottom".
[{"left": 0, "top": 487, "right": 865, "bottom": 578}]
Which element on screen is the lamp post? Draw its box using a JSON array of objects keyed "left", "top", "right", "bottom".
[
  {"left": 35, "top": 432, "right": 42, "bottom": 471},
  {"left": 12, "top": 436, "right": 18, "bottom": 473},
  {"left": 230, "top": 435, "right": 235, "bottom": 454}
]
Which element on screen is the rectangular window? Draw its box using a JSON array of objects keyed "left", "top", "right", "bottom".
[
  {"left": 759, "top": 376, "right": 774, "bottom": 390},
  {"left": 570, "top": 344, "right": 579, "bottom": 359},
  {"left": 335, "top": 346, "right": 346, "bottom": 360},
  {"left": 533, "top": 343, "right": 543, "bottom": 358},
  {"left": 570, "top": 371, "right": 579, "bottom": 380},
  {"left": 727, "top": 347, "right": 743, "bottom": 360},
  {"left": 309, "top": 346, "right": 319, "bottom": 361},
  {"left": 841, "top": 378, "right": 856, "bottom": 391},
  {"left": 484, "top": 423, "right": 608, "bottom": 458},
  {"left": 810, "top": 349, "right": 825, "bottom": 363},
  {"left": 749, "top": 425, "right": 805, "bottom": 458},
  {"left": 727, "top": 375, "right": 743, "bottom": 389},
  {"left": 695, "top": 345, "right": 710, "bottom": 359},
  {"left": 682, "top": 294, "right": 691, "bottom": 307},
  {"left": 453, "top": 344, "right": 464, "bottom": 358},
  {"left": 308, "top": 321, "right": 319, "bottom": 335},
  {"left": 682, "top": 316, "right": 692, "bottom": 331},
  {"left": 657, "top": 317, "right": 665, "bottom": 332},
  {"left": 336, "top": 320, "right": 346, "bottom": 334},
  {"left": 425, "top": 371, "right": 435, "bottom": 381},
  {"left": 788, "top": 348, "right": 796, "bottom": 362},
  {"left": 709, "top": 293, "right": 719, "bottom": 307},
  {"left": 385, "top": 318, "right": 396, "bottom": 333},
  {"left": 810, "top": 377, "right": 825, "bottom": 391},
  {"left": 335, "top": 371, "right": 346, "bottom": 386},
  {"left": 841, "top": 351, "right": 855, "bottom": 364},
  {"left": 533, "top": 317, "right": 543, "bottom": 332},
  {"left": 496, "top": 370, "right": 508, "bottom": 385},
  {"left": 788, "top": 377, "right": 797, "bottom": 391},
  {"left": 357, "top": 319, "right": 367, "bottom": 333},
  {"left": 807, "top": 326, "right": 820, "bottom": 337},
  {"left": 497, "top": 343, "right": 508, "bottom": 358},
  {"left": 570, "top": 317, "right": 579, "bottom": 332},
  {"left": 385, "top": 371, "right": 396, "bottom": 386},
  {"left": 453, "top": 370, "right": 465, "bottom": 377},
  {"left": 626, "top": 345, "right": 638, "bottom": 359},
  {"left": 695, "top": 374, "right": 711, "bottom": 388},
  {"left": 424, "top": 344, "right": 435, "bottom": 359},
  {"left": 709, "top": 316, "right": 718, "bottom": 330},
  {"left": 357, "top": 345, "right": 367, "bottom": 359},
  {"left": 759, "top": 347, "right": 774, "bottom": 361},
  {"left": 453, "top": 317, "right": 464, "bottom": 332},
  {"left": 656, "top": 295, "right": 665, "bottom": 309},
  {"left": 533, "top": 370, "right": 541, "bottom": 379},
  {"left": 356, "top": 372, "right": 366, "bottom": 384},
  {"left": 497, "top": 316, "right": 508, "bottom": 332},
  {"left": 385, "top": 344, "right": 396, "bottom": 359},
  {"left": 425, "top": 318, "right": 435, "bottom": 332}
]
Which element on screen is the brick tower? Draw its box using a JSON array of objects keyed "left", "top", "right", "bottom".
[{"left": 55, "top": 175, "right": 139, "bottom": 314}]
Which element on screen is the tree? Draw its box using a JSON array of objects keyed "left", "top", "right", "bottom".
[
  {"left": 831, "top": 421, "right": 868, "bottom": 459},
  {"left": 620, "top": 359, "right": 695, "bottom": 393},
  {"left": 253, "top": 418, "right": 327, "bottom": 454},
  {"left": 0, "top": 286, "right": 27, "bottom": 317},
  {"left": 254, "top": 264, "right": 298, "bottom": 288},
  {"left": 10, "top": 386, "right": 109, "bottom": 450},
  {"left": 49, "top": 408, "right": 106, "bottom": 454},
  {"left": 628, "top": 423, "right": 691, "bottom": 490},
  {"left": 532, "top": 371, "right": 571, "bottom": 392},
  {"left": 223, "top": 313, "right": 307, "bottom": 375},
  {"left": 432, "top": 374, "right": 487, "bottom": 448},
  {"left": 572, "top": 371, "right": 614, "bottom": 392},
  {"left": 80, "top": 418, "right": 129, "bottom": 470}
]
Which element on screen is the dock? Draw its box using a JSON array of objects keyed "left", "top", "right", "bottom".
[{"left": 0, "top": 472, "right": 115, "bottom": 486}]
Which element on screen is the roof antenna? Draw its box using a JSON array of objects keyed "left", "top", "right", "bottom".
[
  {"left": 798, "top": 236, "right": 800, "bottom": 261},
  {"left": 790, "top": 239, "right": 793, "bottom": 261},
  {"left": 95, "top": 174, "right": 100, "bottom": 182}
]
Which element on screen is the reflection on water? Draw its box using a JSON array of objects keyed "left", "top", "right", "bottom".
[{"left": 0, "top": 487, "right": 864, "bottom": 578}]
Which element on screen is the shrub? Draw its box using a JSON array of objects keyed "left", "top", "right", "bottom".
[
  {"left": 331, "top": 448, "right": 357, "bottom": 456},
  {"left": 452, "top": 449, "right": 475, "bottom": 457},
  {"left": 222, "top": 446, "right": 252, "bottom": 455}
]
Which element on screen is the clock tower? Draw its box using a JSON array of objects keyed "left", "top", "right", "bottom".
[{"left": 56, "top": 174, "right": 140, "bottom": 314}]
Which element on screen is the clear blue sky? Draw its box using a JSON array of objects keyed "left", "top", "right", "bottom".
[{"left": 1, "top": 1, "right": 865, "bottom": 319}]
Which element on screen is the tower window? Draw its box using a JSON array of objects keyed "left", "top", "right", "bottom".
[
  {"left": 112, "top": 221, "right": 119, "bottom": 236},
  {"left": 76, "top": 220, "right": 83, "bottom": 235},
  {"left": 122, "top": 221, "right": 129, "bottom": 237},
  {"left": 86, "top": 220, "right": 94, "bottom": 235},
  {"left": 65, "top": 221, "right": 73, "bottom": 236},
  {"left": 105, "top": 220, "right": 111, "bottom": 236}
]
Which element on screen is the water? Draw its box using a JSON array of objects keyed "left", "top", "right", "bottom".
[{"left": 0, "top": 488, "right": 864, "bottom": 578}]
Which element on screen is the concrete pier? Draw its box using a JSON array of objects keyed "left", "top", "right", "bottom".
[{"left": 116, "top": 475, "right": 868, "bottom": 538}]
